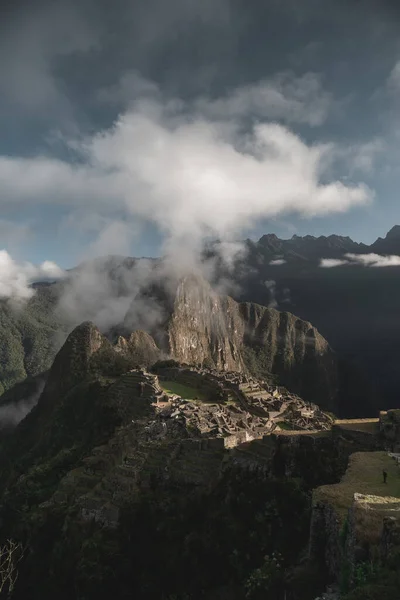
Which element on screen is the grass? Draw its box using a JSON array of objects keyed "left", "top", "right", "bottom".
[
  {"left": 159, "top": 380, "right": 208, "bottom": 402},
  {"left": 314, "top": 452, "right": 400, "bottom": 523}
]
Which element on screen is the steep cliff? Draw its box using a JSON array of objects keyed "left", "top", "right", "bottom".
[
  {"left": 309, "top": 451, "right": 400, "bottom": 599},
  {"left": 128, "top": 274, "right": 339, "bottom": 410},
  {"left": 166, "top": 275, "right": 244, "bottom": 371}
]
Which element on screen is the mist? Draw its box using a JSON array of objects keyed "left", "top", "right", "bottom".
[{"left": 0, "top": 379, "right": 45, "bottom": 429}]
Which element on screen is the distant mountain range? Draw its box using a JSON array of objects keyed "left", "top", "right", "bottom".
[{"left": 243, "top": 225, "right": 400, "bottom": 263}]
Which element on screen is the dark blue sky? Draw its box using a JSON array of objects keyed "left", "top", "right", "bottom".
[{"left": 2, "top": 0, "right": 400, "bottom": 267}]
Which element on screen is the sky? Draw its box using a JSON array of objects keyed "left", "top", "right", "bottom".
[{"left": 2, "top": 0, "right": 400, "bottom": 268}]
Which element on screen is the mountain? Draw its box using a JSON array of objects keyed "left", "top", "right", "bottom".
[
  {"left": 0, "top": 312, "right": 341, "bottom": 600},
  {"left": 112, "top": 273, "right": 339, "bottom": 411},
  {"left": 212, "top": 227, "right": 400, "bottom": 414},
  {"left": 0, "top": 285, "right": 66, "bottom": 395},
  {"left": 370, "top": 225, "right": 400, "bottom": 254},
  {"left": 256, "top": 232, "right": 367, "bottom": 262},
  {"left": 2, "top": 227, "right": 400, "bottom": 417},
  {"left": 0, "top": 255, "right": 393, "bottom": 600}
]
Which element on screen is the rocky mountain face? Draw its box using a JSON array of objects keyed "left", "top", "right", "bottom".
[
  {"left": 370, "top": 225, "right": 400, "bottom": 254},
  {"left": 116, "top": 274, "right": 339, "bottom": 411}
]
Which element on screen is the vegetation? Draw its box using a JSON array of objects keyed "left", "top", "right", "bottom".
[
  {"left": 0, "top": 539, "right": 24, "bottom": 598},
  {"left": 159, "top": 380, "right": 207, "bottom": 401},
  {"left": 0, "top": 448, "right": 312, "bottom": 600},
  {"left": 342, "top": 564, "right": 400, "bottom": 600},
  {"left": 0, "top": 288, "right": 66, "bottom": 395},
  {"left": 242, "top": 345, "right": 278, "bottom": 385}
]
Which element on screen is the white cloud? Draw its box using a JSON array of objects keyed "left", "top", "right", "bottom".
[
  {"left": 320, "top": 253, "right": 400, "bottom": 268},
  {"left": 346, "top": 253, "right": 400, "bottom": 267},
  {"left": 0, "top": 82, "right": 372, "bottom": 268},
  {"left": 320, "top": 258, "right": 349, "bottom": 268},
  {"left": 269, "top": 259, "right": 287, "bottom": 265},
  {"left": 0, "top": 251, "right": 65, "bottom": 301}
]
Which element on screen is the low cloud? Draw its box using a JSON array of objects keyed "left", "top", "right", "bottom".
[
  {"left": 56, "top": 257, "right": 155, "bottom": 331},
  {"left": 346, "top": 253, "right": 400, "bottom": 267},
  {"left": 0, "top": 379, "right": 45, "bottom": 428},
  {"left": 320, "top": 258, "right": 350, "bottom": 268},
  {"left": 269, "top": 258, "right": 287, "bottom": 265},
  {"left": 320, "top": 253, "right": 400, "bottom": 268},
  {"left": 0, "top": 250, "right": 65, "bottom": 301},
  {"left": 264, "top": 279, "right": 278, "bottom": 308}
]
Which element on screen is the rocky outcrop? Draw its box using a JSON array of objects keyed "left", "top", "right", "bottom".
[
  {"left": 240, "top": 303, "right": 338, "bottom": 409},
  {"left": 115, "top": 330, "right": 161, "bottom": 366},
  {"left": 43, "top": 321, "right": 109, "bottom": 396},
  {"left": 167, "top": 275, "right": 244, "bottom": 372},
  {"left": 156, "top": 275, "right": 338, "bottom": 409}
]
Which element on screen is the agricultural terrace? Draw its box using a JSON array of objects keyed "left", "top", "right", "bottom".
[{"left": 314, "top": 451, "right": 400, "bottom": 522}]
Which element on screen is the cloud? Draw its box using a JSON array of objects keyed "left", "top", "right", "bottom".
[
  {"left": 346, "top": 140, "right": 385, "bottom": 175},
  {"left": 195, "top": 72, "right": 332, "bottom": 127},
  {"left": 282, "top": 286, "right": 291, "bottom": 304},
  {"left": 56, "top": 257, "right": 156, "bottom": 331},
  {"left": 270, "top": 259, "right": 287, "bottom": 265},
  {"left": 320, "top": 258, "right": 350, "bottom": 268},
  {"left": 320, "top": 253, "right": 400, "bottom": 268},
  {"left": 387, "top": 61, "right": 400, "bottom": 93},
  {"left": 0, "top": 379, "right": 46, "bottom": 428},
  {"left": 0, "top": 80, "right": 372, "bottom": 266},
  {"left": 264, "top": 280, "right": 278, "bottom": 308},
  {"left": 346, "top": 253, "right": 400, "bottom": 267},
  {"left": 0, "top": 1, "right": 98, "bottom": 124},
  {"left": 0, "top": 250, "right": 65, "bottom": 301}
]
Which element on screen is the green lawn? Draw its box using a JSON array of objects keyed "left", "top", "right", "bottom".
[
  {"left": 314, "top": 452, "right": 400, "bottom": 522},
  {"left": 159, "top": 380, "right": 207, "bottom": 401}
]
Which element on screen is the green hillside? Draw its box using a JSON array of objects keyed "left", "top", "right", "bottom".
[{"left": 0, "top": 286, "right": 66, "bottom": 395}]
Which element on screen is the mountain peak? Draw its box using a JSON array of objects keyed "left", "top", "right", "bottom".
[{"left": 385, "top": 225, "right": 400, "bottom": 240}]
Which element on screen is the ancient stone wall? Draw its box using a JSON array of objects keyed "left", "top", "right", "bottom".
[
  {"left": 379, "top": 410, "right": 400, "bottom": 450},
  {"left": 223, "top": 430, "right": 262, "bottom": 449},
  {"left": 331, "top": 425, "right": 380, "bottom": 450}
]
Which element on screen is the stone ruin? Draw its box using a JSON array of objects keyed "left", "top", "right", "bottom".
[
  {"left": 152, "top": 365, "right": 334, "bottom": 442},
  {"left": 49, "top": 364, "right": 334, "bottom": 529},
  {"left": 379, "top": 409, "right": 400, "bottom": 451}
]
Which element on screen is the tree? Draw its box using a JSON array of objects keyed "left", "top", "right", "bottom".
[{"left": 0, "top": 539, "right": 24, "bottom": 597}]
